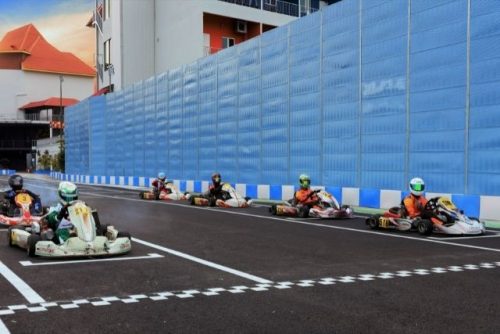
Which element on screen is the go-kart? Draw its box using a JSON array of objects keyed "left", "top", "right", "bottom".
[
  {"left": 8, "top": 200, "right": 132, "bottom": 257},
  {"left": 270, "top": 189, "right": 353, "bottom": 219},
  {"left": 0, "top": 192, "right": 45, "bottom": 227},
  {"left": 366, "top": 196, "right": 485, "bottom": 236},
  {"left": 139, "top": 182, "right": 186, "bottom": 201},
  {"left": 188, "top": 183, "right": 250, "bottom": 208}
]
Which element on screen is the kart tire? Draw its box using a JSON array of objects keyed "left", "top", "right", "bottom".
[
  {"left": 139, "top": 191, "right": 144, "bottom": 199},
  {"left": 8, "top": 226, "right": 24, "bottom": 247},
  {"left": 270, "top": 205, "right": 277, "bottom": 215},
  {"left": 98, "top": 224, "right": 110, "bottom": 236},
  {"left": 366, "top": 215, "right": 380, "bottom": 230},
  {"left": 417, "top": 219, "right": 433, "bottom": 236},
  {"left": 27, "top": 234, "right": 40, "bottom": 257},
  {"left": 189, "top": 196, "right": 196, "bottom": 205},
  {"left": 298, "top": 206, "right": 309, "bottom": 218},
  {"left": 117, "top": 231, "right": 131, "bottom": 240}
]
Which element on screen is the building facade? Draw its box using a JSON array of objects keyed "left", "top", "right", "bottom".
[
  {"left": 0, "top": 24, "right": 95, "bottom": 170},
  {"left": 92, "top": 0, "right": 330, "bottom": 92}
]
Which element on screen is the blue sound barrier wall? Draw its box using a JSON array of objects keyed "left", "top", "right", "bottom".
[{"left": 65, "top": 0, "right": 500, "bottom": 197}]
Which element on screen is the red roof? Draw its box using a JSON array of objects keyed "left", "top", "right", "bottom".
[
  {"left": 0, "top": 24, "right": 95, "bottom": 77},
  {"left": 19, "top": 97, "right": 79, "bottom": 110}
]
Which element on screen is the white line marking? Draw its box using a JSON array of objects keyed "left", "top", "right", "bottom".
[
  {"left": 19, "top": 253, "right": 164, "bottom": 267},
  {"left": 132, "top": 237, "right": 272, "bottom": 284},
  {"left": 428, "top": 233, "right": 500, "bottom": 240},
  {"left": 0, "top": 319, "right": 10, "bottom": 334},
  {"left": 0, "top": 261, "right": 45, "bottom": 304},
  {"left": 31, "top": 186, "right": 500, "bottom": 254}
]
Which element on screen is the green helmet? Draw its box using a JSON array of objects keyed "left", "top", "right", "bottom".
[
  {"left": 299, "top": 174, "right": 311, "bottom": 189},
  {"left": 58, "top": 181, "right": 78, "bottom": 204}
]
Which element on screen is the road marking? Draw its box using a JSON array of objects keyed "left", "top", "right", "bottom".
[
  {"left": 429, "top": 233, "right": 500, "bottom": 240},
  {"left": 0, "top": 260, "right": 498, "bottom": 316},
  {"left": 0, "top": 319, "right": 9, "bottom": 334},
  {"left": 19, "top": 253, "right": 164, "bottom": 267},
  {"left": 0, "top": 262, "right": 45, "bottom": 304},
  {"left": 132, "top": 237, "right": 272, "bottom": 284}
]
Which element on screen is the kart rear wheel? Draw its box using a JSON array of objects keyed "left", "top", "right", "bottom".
[
  {"left": 98, "top": 224, "right": 110, "bottom": 236},
  {"left": 270, "top": 205, "right": 277, "bottom": 215},
  {"left": 366, "top": 215, "right": 380, "bottom": 229},
  {"left": 117, "top": 231, "right": 131, "bottom": 240},
  {"left": 27, "top": 234, "right": 40, "bottom": 257},
  {"left": 417, "top": 219, "right": 433, "bottom": 236},
  {"left": 139, "top": 191, "right": 144, "bottom": 199},
  {"left": 298, "top": 206, "right": 309, "bottom": 218}
]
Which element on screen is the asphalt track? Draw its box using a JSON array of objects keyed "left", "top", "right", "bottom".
[{"left": 0, "top": 175, "right": 499, "bottom": 333}]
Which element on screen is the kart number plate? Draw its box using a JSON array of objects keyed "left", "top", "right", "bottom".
[
  {"left": 15, "top": 193, "right": 31, "bottom": 204},
  {"left": 379, "top": 217, "right": 391, "bottom": 228},
  {"left": 74, "top": 206, "right": 90, "bottom": 216}
]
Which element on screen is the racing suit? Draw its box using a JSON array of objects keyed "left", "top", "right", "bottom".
[
  {"left": 151, "top": 179, "right": 173, "bottom": 199},
  {"left": 45, "top": 202, "right": 74, "bottom": 243},
  {"left": 293, "top": 188, "right": 320, "bottom": 207},
  {"left": 403, "top": 194, "right": 429, "bottom": 218},
  {"left": 204, "top": 183, "right": 229, "bottom": 206},
  {"left": 1, "top": 189, "right": 42, "bottom": 216}
]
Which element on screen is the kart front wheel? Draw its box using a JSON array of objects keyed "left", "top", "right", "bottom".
[
  {"left": 8, "top": 226, "right": 24, "bottom": 247},
  {"left": 27, "top": 234, "right": 41, "bottom": 257},
  {"left": 366, "top": 215, "right": 380, "bottom": 229},
  {"left": 117, "top": 231, "right": 131, "bottom": 240},
  {"left": 417, "top": 219, "right": 433, "bottom": 236}
]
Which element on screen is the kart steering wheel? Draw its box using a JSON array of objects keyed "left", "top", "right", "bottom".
[{"left": 425, "top": 197, "right": 439, "bottom": 211}]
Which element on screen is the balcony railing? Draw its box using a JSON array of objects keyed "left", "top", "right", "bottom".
[
  {"left": 218, "top": 0, "right": 318, "bottom": 17},
  {"left": 0, "top": 140, "right": 34, "bottom": 150}
]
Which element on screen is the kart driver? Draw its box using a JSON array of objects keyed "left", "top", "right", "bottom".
[
  {"left": 204, "top": 172, "right": 229, "bottom": 205},
  {"left": 292, "top": 174, "right": 320, "bottom": 207},
  {"left": 403, "top": 177, "right": 429, "bottom": 218},
  {"left": 152, "top": 172, "right": 172, "bottom": 199},
  {"left": 45, "top": 181, "right": 79, "bottom": 243},
  {"left": 1, "top": 174, "right": 42, "bottom": 216}
]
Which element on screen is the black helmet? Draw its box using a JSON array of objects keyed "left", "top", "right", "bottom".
[{"left": 8, "top": 174, "right": 23, "bottom": 191}]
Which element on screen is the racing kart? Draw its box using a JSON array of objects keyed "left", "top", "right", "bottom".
[
  {"left": 365, "top": 196, "right": 485, "bottom": 236},
  {"left": 0, "top": 192, "right": 45, "bottom": 227},
  {"left": 139, "top": 182, "right": 186, "bottom": 201},
  {"left": 8, "top": 200, "right": 132, "bottom": 257},
  {"left": 270, "top": 190, "right": 353, "bottom": 219},
  {"left": 188, "top": 183, "right": 250, "bottom": 208}
]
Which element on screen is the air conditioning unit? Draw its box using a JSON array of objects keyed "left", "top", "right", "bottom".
[{"left": 236, "top": 20, "right": 247, "bottom": 34}]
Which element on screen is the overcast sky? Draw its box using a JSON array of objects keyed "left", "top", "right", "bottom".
[{"left": 0, "top": 0, "right": 95, "bottom": 66}]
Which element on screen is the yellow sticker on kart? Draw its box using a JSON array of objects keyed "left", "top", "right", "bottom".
[
  {"left": 438, "top": 197, "right": 456, "bottom": 210},
  {"left": 15, "top": 193, "right": 32, "bottom": 205},
  {"left": 73, "top": 204, "right": 90, "bottom": 216},
  {"left": 379, "top": 217, "right": 391, "bottom": 228}
]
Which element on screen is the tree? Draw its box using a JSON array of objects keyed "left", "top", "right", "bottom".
[
  {"left": 38, "top": 150, "right": 52, "bottom": 170},
  {"left": 52, "top": 138, "right": 65, "bottom": 172}
]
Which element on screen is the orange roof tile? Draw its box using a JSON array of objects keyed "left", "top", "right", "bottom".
[
  {"left": 0, "top": 24, "right": 95, "bottom": 77},
  {"left": 20, "top": 97, "right": 79, "bottom": 110}
]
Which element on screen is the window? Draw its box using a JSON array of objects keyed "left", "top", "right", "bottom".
[
  {"left": 104, "top": 39, "right": 111, "bottom": 69},
  {"left": 222, "top": 37, "right": 235, "bottom": 49},
  {"left": 104, "top": 0, "right": 110, "bottom": 20}
]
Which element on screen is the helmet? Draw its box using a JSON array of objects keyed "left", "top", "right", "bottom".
[
  {"left": 409, "top": 177, "right": 425, "bottom": 196},
  {"left": 158, "top": 172, "right": 166, "bottom": 181},
  {"left": 8, "top": 174, "right": 23, "bottom": 191},
  {"left": 211, "top": 172, "right": 221, "bottom": 186},
  {"left": 58, "top": 181, "right": 78, "bottom": 204},
  {"left": 299, "top": 174, "right": 311, "bottom": 189}
]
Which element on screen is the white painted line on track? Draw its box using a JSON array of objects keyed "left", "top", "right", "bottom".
[
  {"left": 132, "top": 237, "right": 273, "bottom": 284},
  {"left": 0, "top": 262, "right": 45, "bottom": 304},
  {"left": 429, "top": 233, "right": 500, "bottom": 240},
  {"left": 23, "top": 186, "right": 500, "bottom": 254},
  {"left": 0, "top": 319, "right": 10, "bottom": 334},
  {"left": 19, "top": 253, "right": 164, "bottom": 267}
]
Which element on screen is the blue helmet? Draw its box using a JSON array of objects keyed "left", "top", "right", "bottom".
[{"left": 158, "top": 172, "right": 166, "bottom": 181}]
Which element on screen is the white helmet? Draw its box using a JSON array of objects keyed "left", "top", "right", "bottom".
[{"left": 409, "top": 177, "right": 425, "bottom": 196}]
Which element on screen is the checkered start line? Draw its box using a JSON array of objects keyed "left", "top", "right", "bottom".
[{"left": 1, "top": 261, "right": 498, "bottom": 316}]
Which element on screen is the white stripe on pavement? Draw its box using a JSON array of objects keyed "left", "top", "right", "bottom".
[
  {"left": 19, "top": 253, "right": 164, "bottom": 267},
  {"left": 0, "top": 261, "right": 45, "bottom": 304},
  {"left": 132, "top": 237, "right": 273, "bottom": 284},
  {"left": 0, "top": 319, "right": 10, "bottom": 334}
]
